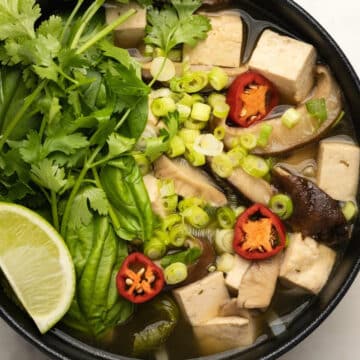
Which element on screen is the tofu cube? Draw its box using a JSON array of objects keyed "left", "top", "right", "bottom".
[
  {"left": 183, "top": 13, "right": 243, "bottom": 68},
  {"left": 249, "top": 29, "right": 316, "bottom": 102},
  {"left": 225, "top": 255, "right": 251, "bottom": 293},
  {"left": 173, "top": 272, "right": 230, "bottom": 325},
  {"left": 106, "top": 2, "right": 146, "bottom": 48},
  {"left": 317, "top": 140, "right": 360, "bottom": 201},
  {"left": 237, "top": 253, "right": 281, "bottom": 309},
  {"left": 280, "top": 233, "right": 336, "bottom": 294},
  {"left": 193, "top": 316, "right": 253, "bottom": 355}
]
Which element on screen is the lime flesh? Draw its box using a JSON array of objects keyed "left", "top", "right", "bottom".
[{"left": 0, "top": 202, "right": 75, "bottom": 333}]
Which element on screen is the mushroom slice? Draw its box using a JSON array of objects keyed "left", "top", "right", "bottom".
[
  {"left": 221, "top": 65, "right": 342, "bottom": 155},
  {"left": 153, "top": 156, "right": 227, "bottom": 207},
  {"left": 272, "top": 166, "right": 348, "bottom": 246},
  {"left": 227, "top": 167, "right": 274, "bottom": 205}
]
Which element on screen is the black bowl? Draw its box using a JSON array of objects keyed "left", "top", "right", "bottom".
[{"left": 1, "top": 0, "right": 360, "bottom": 359}]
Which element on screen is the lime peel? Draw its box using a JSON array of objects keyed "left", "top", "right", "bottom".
[{"left": 0, "top": 202, "right": 75, "bottom": 334}]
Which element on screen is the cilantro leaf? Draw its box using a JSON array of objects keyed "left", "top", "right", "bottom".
[
  {"left": 37, "top": 15, "right": 63, "bottom": 39},
  {"left": 145, "top": 0, "right": 211, "bottom": 54},
  {"left": 0, "top": 0, "right": 41, "bottom": 40},
  {"left": 107, "top": 133, "right": 135, "bottom": 158},
  {"left": 30, "top": 159, "right": 68, "bottom": 192},
  {"left": 68, "top": 186, "right": 109, "bottom": 229},
  {"left": 44, "top": 133, "right": 90, "bottom": 156}
]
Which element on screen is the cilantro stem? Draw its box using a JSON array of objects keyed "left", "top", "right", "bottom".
[
  {"left": 148, "top": 56, "right": 168, "bottom": 88},
  {"left": 70, "top": 0, "right": 105, "bottom": 50},
  {"left": 91, "top": 167, "right": 121, "bottom": 229},
  {"left": 114, "top": 108, "right": 132, "bottom": 131},
  {"left": 51, "top": 190, "right": 59, "bottom": 231},
  {"left": 61, "top": 0, "right": 85, "bottom": 44},
  {"left": 76, "top": 9, "right": 136, "bottom": 55},
  {"left": 0, "top": 80, "right": 46, "bottom": 150},
  {"left": 60, "top": 144, "right": 102, "bottom": 236}
]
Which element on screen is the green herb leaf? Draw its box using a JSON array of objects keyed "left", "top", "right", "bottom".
[
  {"left": 305, "top": 98, "right": 328, "bottom": 124},
  {"left": 107, "top": 133, "right": 135, "bottom": 158},
  {"left": 0, "top": 0, "right": 41, "bottom": 40},
  {"left": 145, "top": 0, "right": 211, "bottom": 55}
]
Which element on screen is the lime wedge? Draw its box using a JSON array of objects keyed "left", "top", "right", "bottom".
[{"left": 0, "top": 202, "right": 75, "bottom": 333}]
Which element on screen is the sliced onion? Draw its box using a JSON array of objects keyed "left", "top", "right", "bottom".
[
  {"left": 193, "top": 134, "right": 224, "bottom": 157},
  {"left": 150, "top": 88, "right": 173, "bottom": 99},
  {"left": 150, "top": 57, "right": 176, "bottom": 82}
]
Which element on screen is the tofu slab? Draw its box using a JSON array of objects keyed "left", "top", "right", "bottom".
[
  {"left": 237, "top": 253, "right": 282, "bottom": 309},
  {"left": 317, "top": 140, "right": 360, "bottom": 201},
  {"left": 173, "top": 272, "right": 230, "bottom": 325},
  {"left": 249, "top": 29, "right": 316, "bottom": 102},
  {"left": 106, "top": 2, "right": 146, "bottom": 48},
  {"left": 183, "top": 12, "right": 243, "bottom": 68},
  {"left": 280, "top": 233, "right": 336, "bottom": 294},
  {"left": 193, "top": 316, "right": 252, "bottom": 355},
  {"left": 225, "top": 255, "right": 251, "bottom": 293}
]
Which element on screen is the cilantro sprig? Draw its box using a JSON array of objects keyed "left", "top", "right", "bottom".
[{"left": 145, "top": 0, "right": 211, "bottom": 55}]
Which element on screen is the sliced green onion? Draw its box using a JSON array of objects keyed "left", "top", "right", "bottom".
[
  {"left": 214, "top": 126, "right": 226, "bottom": 140},
  {"left": 208, "top": 93, "right": 227, "bottom": 108},
  {"left": 144, "top": 235, "right": 167, "bottom": 260},
  {"left": 281, "top": 108, "right": 301, "bottom": 129},
  {"left": 239, "top": 133, "right": 258, "bottom": 150},
  {"left": 208, "top": 67, "right": 229, "bottom": 91},
  {"left": 150, "top": 56, "right": 176, "bottom": 82},
  {"left": 162, "top": 214, "right": 182, "bottom": 232},
  {"left": 216, "top": 206, "right": 236, "bottom": 229},
  {"left": 227, "top": 146, "right": 248, "bottom": 167},
  {"left": 269, "top": 194, "right": 293, "bottom": 220},
  {"left": 178, "top": 128, "right": 200, "bottom": 144},
  {"left": 191, "top": 102, "right": 211, "bottom": 122},
  {"left": 132, "top": 153, "right": 150, "bottom": 175},
  {"left": 184, "top": 146, "right": 206, "bottom": 166},
  {"left": 183, "top": 205, "right": 210, "bottom": 228},
  {"left": 151, "top": 88, "right": 173, "bottom": 99},
  {"left": 241, "top": 154, "right": 270, "bottom": 178},
  {"left": 193, "top": 134, "right": 224, "bottom": 156},
  {"left": 178, "top": 93, "right": 194, "bottom": 107},
  {"left": 216, "top": 253, "right": 235, "bottom": 273},
  {"left": 151, "top": 97, "right": 176, "bottom": 117},
  {"left": 341, "top": 201, "right": 358, "bottom": 221},
  {"left": 191, "top": 94, "right": 205, "bottom": 103},
  {"left": 162, "top": 194, "right": 178, "bottom": 214},
  {"left": 257, "top": 124, "right": 273, "bottom": 147},
  {"left": 144, "top": 44, "right": 154, "bottom": 57},
  {"left": 305, "top": 98, "right": 328, "bottom": 124},
  {"left": 178, "top": 197, "right": 206, "bottom": 212},
  {"left": 170, "top": 71, "right": 208, "bottom": 93},
  {"left": 211, "top": 153, "right": 234, "bottom": 178},
  {"left": 213, "top": 102, "right": 230, "bottom": 119},
  {"left": 234, "top": 206, "right": 246, "bottom": 217},
  {"left": 167, "top": 135, "right": 186, "bottom": 158},
  {"left": 169, "top": 223, "right": 188, "bottom": 247},
  {"left": 184, "top": 119, "right": 207, "bottom": 130},
  {"left": 214, "top": 229, "right": 234, "bottom": 254},
  {"left": 176, "top": 104, "right": 191, "bottom": 121},
  {"left": 164, "top": 262, "right": 188, "bottom": 284},
  {"left": 159, "top": 179, "right": 175, "bottom": 197},
  {"left": 228, "top": 137, "right": 241, "bottom": 149}
]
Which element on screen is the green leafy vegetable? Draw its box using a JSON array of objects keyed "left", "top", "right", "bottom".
[
  {"left": 145, "top": 0, "right": 211, "bottom": 55},
  {"left": 160, "top": 246, "right": 202, "bottom": 268}
]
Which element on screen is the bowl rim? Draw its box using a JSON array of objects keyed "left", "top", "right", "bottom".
[{"left": 1, "top": 0, "right": 360, "bottom": 359}]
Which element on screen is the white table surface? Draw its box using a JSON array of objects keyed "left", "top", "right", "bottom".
[{"left": 1, "top": 1, "right": 360, "bottom": 359}]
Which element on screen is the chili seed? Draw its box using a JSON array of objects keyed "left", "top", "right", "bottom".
[
  {"left": 240, "top": 108, "right": 247, "bottom": 117},
  {"left": 136, "top": 287, "right": 144, "bottom": 294},
  {"left": 148, "top": 275, "right": 155, "bottom": 283},
  {"left": 137, "top": 268, "right": 145, "bottom": 276},
  {"left": 125, "top": 278, "right": 133, "bottom": 286}
]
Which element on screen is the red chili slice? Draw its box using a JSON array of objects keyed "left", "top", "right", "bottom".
[
  {"left": 116, "top": 252, "right": 165, "bottom": 304},
  {"left": 226, "top": 71, "right": 279, "bottom": 127},
  {"left": 233, "top": 204, "right": 286, "bottom": 260}
]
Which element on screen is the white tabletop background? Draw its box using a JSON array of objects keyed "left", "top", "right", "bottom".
[{"left": 1, "top": 0, "right": 360, "bottom": 359}]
